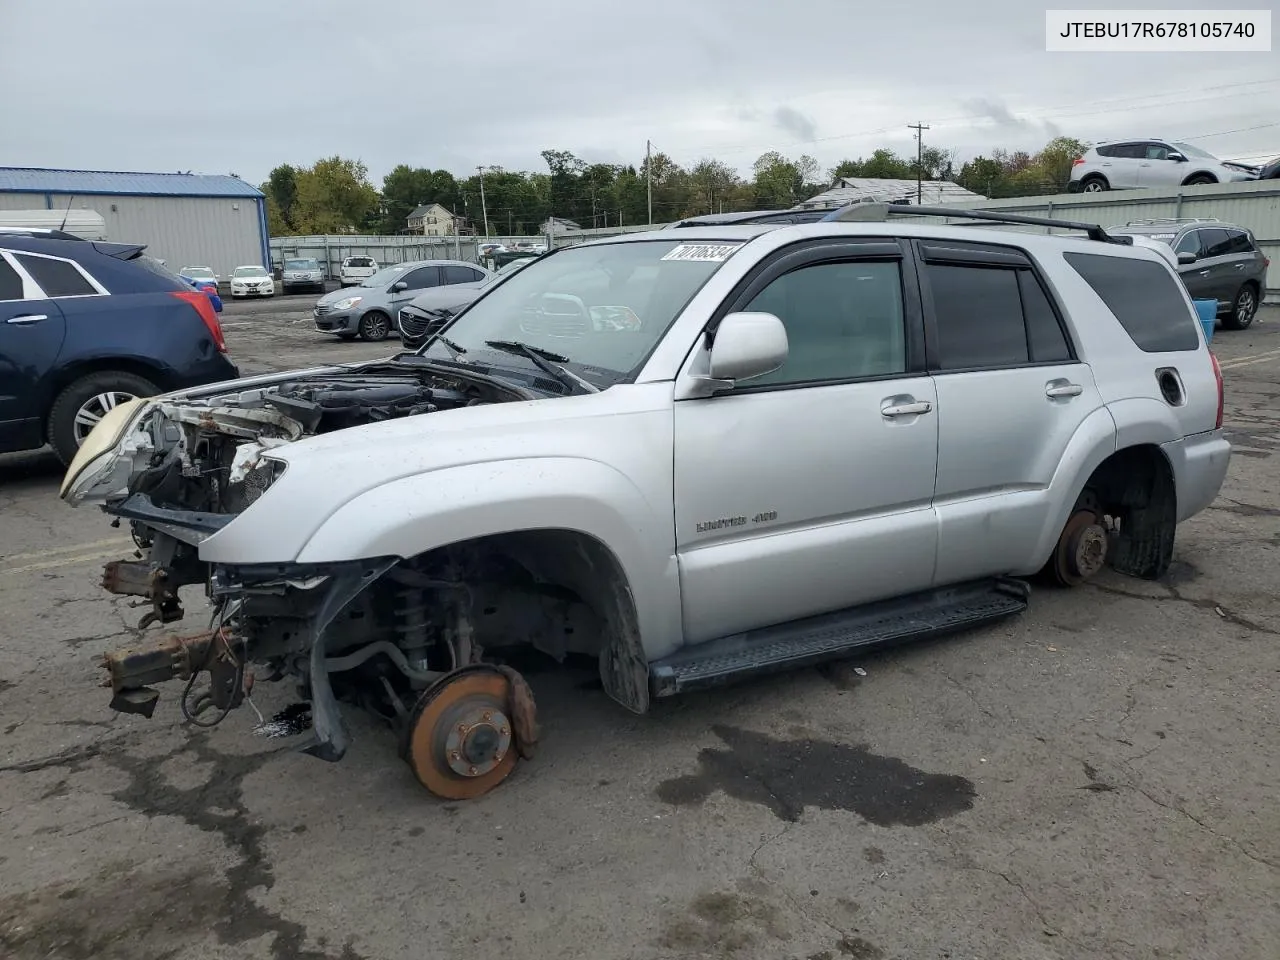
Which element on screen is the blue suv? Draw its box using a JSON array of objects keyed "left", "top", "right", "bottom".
[{"left": 0, "top": 231, "right": 239, "bottom": 464}]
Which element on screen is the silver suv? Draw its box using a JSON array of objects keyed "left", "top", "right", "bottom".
[
  {"left": 60, "top": 204, "right": 1231, "bottom": 800},
  {"left": 1108, "top": 218, "right": 1268, "bottom": 329},
  {"left": 1069, "top": 139, "right": 1258, "bottom": 193}
]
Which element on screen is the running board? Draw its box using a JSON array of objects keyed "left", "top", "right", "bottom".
[{"left": 649, "top": 577, "right": 1030, "bottom": 698}]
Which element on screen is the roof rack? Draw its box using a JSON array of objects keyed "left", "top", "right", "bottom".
[
  {"left": 1121, "top": 217, "right": 1220, "bottom": 226},
  {"left": 821, "top": 202, "right": 1133, "bottom": 244}
]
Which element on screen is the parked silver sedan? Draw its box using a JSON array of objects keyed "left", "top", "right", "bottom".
[{"left": 312, "top": 259, "right": 493, "bottom": 340}]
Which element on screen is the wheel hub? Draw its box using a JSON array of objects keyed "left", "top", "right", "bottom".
[
  {"left": 1069, "top": 523, "right": 1108, "bottom": 579},
  {"left": 443, "top": 704, "right": 512, "bottom": 777}
]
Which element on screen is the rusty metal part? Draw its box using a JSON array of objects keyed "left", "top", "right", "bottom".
[
  {"left": 101, "top": 560, "right": 151, "bottom": 597},
  {"left": 101, "top": 629, "right": 221, "bottom": 693},
  {"left": 404, "top": 665, "right": 519, "bottom": 800},
  {"left": 498, "top": 664, "right": 539, "bottom": 760},
  {"left": 1053, "top": 510, "right": 1108, "bottom": 587}
]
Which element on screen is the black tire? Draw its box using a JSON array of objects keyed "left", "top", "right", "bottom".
[
  {"left": 47, "top": 370, "right": 159, "bottom": 466},
  {"left": 1223, "top": 284, "right": 1259, "bottom": 331},
  {"left": 358, "top": 310, "right": 392, "bottom": 341},
  {"left": 1080, "top": 176, "right": 1108, "bottom": 193},
  {"left": 1184, "top": 174, "right": 1216, "bottom": 186}
]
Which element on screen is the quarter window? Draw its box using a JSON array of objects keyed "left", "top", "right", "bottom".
[
  {"left": 0, "top": 258, "right": 24, "bottom": 300},
  {"left": 13, "top": 254, "right": 97, "bottom": 297},
  {"left": 1174, "top": 231, "right": 1202, "bottom": 256},
  {"left": 1064, "top": 252, "right": 1199, "bottom": 352},
  {"left": 924, "top": 262, "right": 1070, "bottom": 370},
  {"left": 739, "top": 260, "right": 907, "bottom": 386}
]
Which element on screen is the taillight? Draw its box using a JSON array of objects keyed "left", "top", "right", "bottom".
[
  {"left": 172, "top": 290, "right": 226, "bottom": 352},
  {"left": 1072, "top": 157, "right": 1085, "bottom": 165},
  {"left": 1210, "top": 351, "right": 1224, "bottom": 429}
]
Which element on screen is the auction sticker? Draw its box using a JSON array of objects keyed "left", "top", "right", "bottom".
[{"left": 661, "top": 243, "right": 742, "bottom": 262}]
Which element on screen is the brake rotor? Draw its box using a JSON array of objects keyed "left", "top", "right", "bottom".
[
  {"left": 404, "top": 665, "right": 520, "bottom": 799},
  {"left": 1053, "top": 509, "right": 1109, "bottom": 587}
]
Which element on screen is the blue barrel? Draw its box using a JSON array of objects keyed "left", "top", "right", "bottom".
[{"left": 1193, "top": 299, "right": 1216, "bottom": 343}]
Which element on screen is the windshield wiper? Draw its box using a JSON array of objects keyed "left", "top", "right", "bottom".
[
  {"left": 421, "top": 329, "right": 468, "bottom": 360},
  {"left": 483, "top": 340, "right": 599, "bottom": 395}
]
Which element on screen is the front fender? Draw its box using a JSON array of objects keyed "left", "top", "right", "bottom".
[{"left": 294, "top": 457, "right": 682, "bottom": 658}]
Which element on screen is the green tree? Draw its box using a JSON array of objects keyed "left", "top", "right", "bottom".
[
  {"left": 261, "top": 164, "right": 299, "bottom": 233},
  {"left": 751, "top": 152, "right": 819, "bottom": 209},
  {"left": 290, "top": 157, "right": 380, "bottom": 234},
  {"left": 380, "top": 165, "right": 459, "bottom": 234},
  {"left": 687, "top": 158, "right": 742, "bottom": 215}
]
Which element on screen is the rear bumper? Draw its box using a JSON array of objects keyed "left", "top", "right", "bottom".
[{"left": 1162, "top": 429, "right": 1231, "bottom": 522}]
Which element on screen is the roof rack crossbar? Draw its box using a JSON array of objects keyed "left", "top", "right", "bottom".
[{"left": 821, "top": 202, "right": 1133, "bottom": 244}]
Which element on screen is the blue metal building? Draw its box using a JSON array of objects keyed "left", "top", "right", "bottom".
[{"left": 0, "top": 167, "right": 270, "bottom": 279}]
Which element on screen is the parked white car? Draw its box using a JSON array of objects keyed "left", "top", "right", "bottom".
[
  {"left": 1069, "top": 139, "right": 1259, "bottom": 193},
  {"left": 339, "top": 256, "right": 378, "bottom": 287},
  {"left": 229, "top": 265, "right": 274, "bottom": 298}
]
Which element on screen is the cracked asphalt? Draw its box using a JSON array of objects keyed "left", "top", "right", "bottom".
[{"left": 1, "top": 296, "right": 1277, "bottom": 960}]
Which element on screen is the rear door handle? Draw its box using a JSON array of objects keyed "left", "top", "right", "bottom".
[
  {"left": 1046, "top": 381, "right": 1083, "bottom": 398},
  {"left": 5, "top": 313, "right": 48, "bottom": 324},
  {"left": 881, "top": 399, "right": 932, "bottom": 418}
]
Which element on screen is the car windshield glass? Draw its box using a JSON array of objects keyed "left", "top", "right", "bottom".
[
  {"left": 182, "top": 267, "right": 214, "bottom": 277},
  {"left": 360, "top": 265, "right": 410, "bottom": 287},
  {"left": 1171, "top": 142, "right": 1215, "bottom": 160},
  {"left": 234, "top": 267, "right": 268, "bottom": 277},
  {"left": 346, "top": 257, "right": 374, "bottom": 267},
  {"left": 285, "top": 259, "right": 317, "bottom": 269},
  {"left": 135, "top": 256, "right": 187, "bottom": 283},
  {"left": 418, "top": 238, "right": 739, "bottom": 387}
]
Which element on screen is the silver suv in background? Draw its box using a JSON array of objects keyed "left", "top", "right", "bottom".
[
  {"left": 281, "top": 257, "right": 325, "bottom": 294},
  {"left": 1069, "top": 140, "right": 1258, "bottom": 193},
  {"left": 1108, "top": 218, "right": 1268, "bottom": 329}
]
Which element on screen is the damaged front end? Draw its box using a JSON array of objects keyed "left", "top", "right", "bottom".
[{"left": 69, "top": 359, "right": 545, "bottom": 795}]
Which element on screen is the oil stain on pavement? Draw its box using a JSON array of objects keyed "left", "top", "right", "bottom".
[{"left": 656, "top": 724, "right": 976, "bottom": 825}]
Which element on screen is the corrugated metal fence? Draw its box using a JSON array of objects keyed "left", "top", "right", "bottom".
[{"left": 271, "top": 181, "right": 1279, "bottom": 298}]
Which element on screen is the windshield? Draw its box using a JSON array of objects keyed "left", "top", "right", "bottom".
[
  {"left": 1170, "top": 142, "right": 1216, "bottom": 160},
  {"left": 345, "top": 257, "right": 374, "bottom": 267},
  {"left": 360, "top": 264, "right": 411, "bottom": 287},
  {"left": 418, "top": 238, "right": 739, "bottom": 388},
  {"left": 233, "top": 266, "right": 268, "bottom": 278},
  {"left": 182, "top": 266, "right": 215, "bottom": 278},
  {"left": 285, "top": 258, "right": 318, "bottom": 269}
]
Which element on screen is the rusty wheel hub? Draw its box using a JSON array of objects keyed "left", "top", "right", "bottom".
[
  {"left": 1054, "top": 509, "right": 1108, "bottom": 586},
  {"left": 403, "top": 664, "right": 534, "bottom": 800}
]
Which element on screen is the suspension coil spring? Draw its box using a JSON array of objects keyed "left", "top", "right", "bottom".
[{"left": 393, "top": 586, "right": 430, "bottom": 668}]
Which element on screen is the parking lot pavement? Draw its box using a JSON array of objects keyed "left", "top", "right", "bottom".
[{"left": 1, "top": 307, "right": 1277, "bottom": 960}]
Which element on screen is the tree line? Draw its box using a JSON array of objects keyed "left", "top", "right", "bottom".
[{"left": 260, "top": 136, "right": 1089, "bottom": 237}]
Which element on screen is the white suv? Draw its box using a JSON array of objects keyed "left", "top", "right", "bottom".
[
  {"left": 1070, "top": 139, "right": 1258, "bottom": 193},
  {"left": 339, "top": 255, "right": 378, "bottom": 286},
  {"left": 61, "top": 204, "right": 1231, "bottom": 800}
]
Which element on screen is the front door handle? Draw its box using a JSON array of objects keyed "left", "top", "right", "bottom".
[
  {"left": 1235, "top": 263, "right": 1245, "bottom": 270},
  {"left": 881, "top": 399, "right": 932, "bottom": 418},
  {"left": 1046, "top": 381, "right": 1083, "bottom": 398},
  {"left": 6, "top": 313, "right": 48, "bottom": 324},
  {"left": 1198, "top": 269, "right": 1211, "bottom": 276}
]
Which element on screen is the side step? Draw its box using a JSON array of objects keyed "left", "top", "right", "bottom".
[{"left": 649, "top": 577, "right": 1030, "bottom": 698}]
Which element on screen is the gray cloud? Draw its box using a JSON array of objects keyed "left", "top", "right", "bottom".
[
  {"left": 773, "top": 106, "right": 818, "bottom": 142},
  {"left": 2, "top": 0, "right": 1275, "bottom": 184}
]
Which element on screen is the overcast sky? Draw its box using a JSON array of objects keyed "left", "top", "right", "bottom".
[{"left": 3, "top": 0, "right": 1276, "bottom": 185}]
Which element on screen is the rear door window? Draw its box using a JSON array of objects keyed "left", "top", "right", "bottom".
[
  {"left": 1063, "top": 252, "right": 1199, "bottom": 352},
  {"left": 443, "top": 265, "right": 482, "bottom": 285},
  {"left": 1223, "top": 229, "right": 1255, "bottom": 255},
  {"left": 1199, "top": 229, "right": 1234, "bottom": 258},
  {"left": 13, "top": 254, "right": 98, "bottom": 297},
  {"left": 0, "top": 257, "right": 25, "bottom": 300}
]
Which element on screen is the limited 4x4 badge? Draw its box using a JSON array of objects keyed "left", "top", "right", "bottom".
[{"left": 696, "top": 511, "right": 777, "bottom": 533}]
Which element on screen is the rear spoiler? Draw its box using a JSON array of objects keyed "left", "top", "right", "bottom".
[{"left": 92, "top": 241, "right": 147, "bottom": 260}]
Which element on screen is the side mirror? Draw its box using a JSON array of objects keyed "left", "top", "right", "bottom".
[
  {"left": 705, "top": 312, "right": 788, "bottom": 383},
  {"left": 1167, "top": 152, "right": 1186, "bottom": 162},
  {"left": 1177, "top": 251, "right": 1198, "bottom": 265},
  {"left": 392, "top": 281, "right": 409, "bottom": 291}
]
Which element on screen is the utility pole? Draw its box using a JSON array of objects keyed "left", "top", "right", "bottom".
[
  {"left": 908, "top": 123, "right": 929, "bottom": 204},
  {"left": 646, "top": 139, "right": 653, "bottom": 224},
  {"left": 476, "top": 165, "right": 490, "bottom": 237}
]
